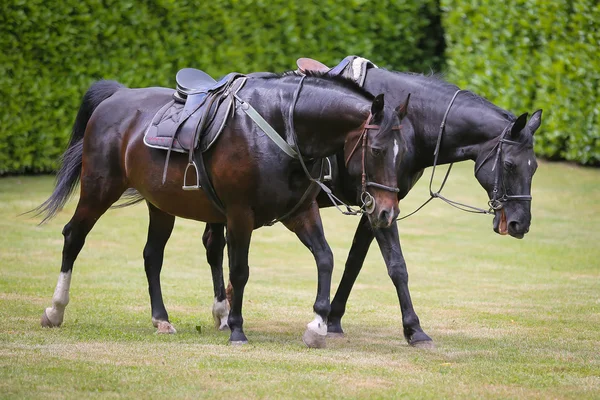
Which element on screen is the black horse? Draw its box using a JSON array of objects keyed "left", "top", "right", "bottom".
[
  {"left": 36, "top": 72, "right": 408, "bottom": 348},
  {"left": 199, "top": 64, "right": 542, "bottom": 347}
]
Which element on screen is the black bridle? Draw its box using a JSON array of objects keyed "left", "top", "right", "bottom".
[
  {"left": 474, "top": 125, "right": 533, "bottom": 211},
  {"left": 398, "top": 90, "right": 532, "bottom": 221}
]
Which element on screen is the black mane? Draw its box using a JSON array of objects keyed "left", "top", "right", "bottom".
[
  {"left": 263, "top": 70, "right": 375, "bottom": 100},
  {"left": 384, "top": 69, "right": 516, "bottom": 122}
]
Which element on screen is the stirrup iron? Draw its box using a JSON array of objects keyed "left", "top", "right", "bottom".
[
  {"left": 182, "top": 161, "right": 201, "bottom": 190},
  {"left": 323, "top": 157, "right": 333, "bottom": 182}
]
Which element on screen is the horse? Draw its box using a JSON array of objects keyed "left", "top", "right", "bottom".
[
  {"left": 35, "top": 72, "right": 408, "bottom": 348},
  {"left": 199, "top": 63, "right": 542, "bottom": 348}
]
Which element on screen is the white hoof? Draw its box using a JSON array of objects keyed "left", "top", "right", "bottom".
[
  {"left": 40, "top": 307, "right": 62, "bottom": 328},
  {"left": 302, "top": 314, "right": 327, "bottom": 348},
  {"left": 155, "top": 321, "right": 177, "bottom": 334},
  {"left": 302, "top": 329, "right": 327, "bottom": 348},
  {"left": 41, "top": 307, "right": 63, "bottom": 328}
]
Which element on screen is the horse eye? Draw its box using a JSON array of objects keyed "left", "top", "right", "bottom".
[
  {"left": 371, "top": 148, "right": 382, "bottom": 157},
  {"left": 504, "top": 161, "right": 516, "bottom": 171}
]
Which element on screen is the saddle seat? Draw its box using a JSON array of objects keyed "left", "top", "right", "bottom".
[{"left": 175, "top": 68, "right": 241, "bottom": 102}]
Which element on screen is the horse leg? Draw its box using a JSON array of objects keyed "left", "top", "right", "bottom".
[
  {"left": 373, "top": 223, "right": 434, "bottom": 348},
  {"left": 284, "top": 203, "right": 333, "bottom": 349},
  {"left": 202, "top": 223, "right": 229, "bottom": 330},
  {"left": 41, "top": 183, "right": 124, "bottom": 328},
  {"left": 226, "top": 208, "right": 253, "bottom": 345},
  {"left": 327, "top": 214, "right": 374, "bottom": 336},
  {"left": 143, "top": 202, "right": 176, "bottom": 334}
]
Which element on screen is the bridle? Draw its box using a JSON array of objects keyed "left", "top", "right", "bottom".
[
  {"left": 474, "top": 125, "right": 533, "bottom": 211},
  {"left": 398, "top": 89, "right": 532, "bottom": 220},
  {"left": 344, "top": 116, "right": 401, "bottom": 213}
]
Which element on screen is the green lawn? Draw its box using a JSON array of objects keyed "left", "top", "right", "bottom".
[{"left": 1, "top": 161, "right": 599, "bottom": 399}]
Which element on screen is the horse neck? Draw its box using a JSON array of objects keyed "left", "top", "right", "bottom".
[
  {"left": 292, "top": 88, "right": 368, "bottom": 159},
  {"left": 368, "top": 70, "right": 513, "bottom": 169},
  {"left": 426, "top": 96, "right": 513, "bottom": 167}
]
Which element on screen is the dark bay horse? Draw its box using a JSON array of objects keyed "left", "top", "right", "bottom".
[
  {"left": 36, "top": 73, "right": 407, "bottom": 347},
  {"left": 200, "top": 66, "right": 542, "bottom": 347}
]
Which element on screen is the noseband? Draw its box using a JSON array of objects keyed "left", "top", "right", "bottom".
[
  {"left": 344, "top": 116, "right": 401, "bottom": 212},
  {"left": 474, "top": 125, "right": 533, "bottom": 211}
]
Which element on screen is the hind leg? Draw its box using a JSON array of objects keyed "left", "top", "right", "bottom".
[
  {"left": 202, "top": 223, "right": 229, "bottom": 330},
  {"left": 41, "top": 169, "right": 125, "bottom": 327},
  {"left": 41, "top": 181, "right": 125, "bottom": 327},
  {"left": 144, "top": 202, "right": 176, "bottom": 334}
]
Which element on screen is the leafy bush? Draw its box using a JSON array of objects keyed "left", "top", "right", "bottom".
[
  {"left": 0, "top": 0, "right": 443, "bottom": 174},
  {"left": 442, "top": 0, "right": 600, "bottom": 165}
]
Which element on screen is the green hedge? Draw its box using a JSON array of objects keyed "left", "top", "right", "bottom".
[
  {"left": 442, "top": 0, "right": 600, "bottom": 165},
  {"left": 0, "top": 0, "right": 443, "bottom": 174}
]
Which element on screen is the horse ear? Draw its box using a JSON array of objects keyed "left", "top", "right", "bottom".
[
  {"left": 371, "top": 94, "right": 385, "bottom": 116},
  {"left": 511, "top": 112, "right": 529, "bottom": 137},
  {"left": 527, "top": 109, "right": 543, "bottom": 135},
  {"left": 395, "top": 93, "right": 411, "bottom": 120}
]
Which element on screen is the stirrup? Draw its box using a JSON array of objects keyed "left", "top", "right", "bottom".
[
  {"left": 182, "top": 161, "right": 201, "bottom": 190},
  {"left": 323, "top": 158, "right": 333, "bottom": 182}
]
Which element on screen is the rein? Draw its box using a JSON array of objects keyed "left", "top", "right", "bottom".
[{"left": 397, "top": 89, "right": 531, "bottom": 221}]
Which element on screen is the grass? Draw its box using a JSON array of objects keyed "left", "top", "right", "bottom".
[{"left": 0, "top": 160, "right": 599, "bottom": 399}]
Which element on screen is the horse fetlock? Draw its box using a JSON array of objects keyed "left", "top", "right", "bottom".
[{"left": 212, "top": 298, "right": 230, "bottom": 330}]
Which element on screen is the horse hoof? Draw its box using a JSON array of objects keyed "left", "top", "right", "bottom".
[
  {"left": 327, "top": 331, "right": 344, "bottom": 338},
  {"left": 40, "top": 309, "right": 61, "bottom": 328},
  {"left": 230, "top": 340, "right": 248, "bottom": 346},
  {"left": 229, "top": 330, "right": 248, "bottom": 344},
  {"left": 156, "top": 321, "right": 177, "bottom": 334},
  {"left": 408, "top": 331, "right": 434, "bottom": 348},
  {"left": 302, "top": 329, "right": 327, "bottom": 348},
  {"left": 411, "top": 340, "right": 435, "bottom": 349}
]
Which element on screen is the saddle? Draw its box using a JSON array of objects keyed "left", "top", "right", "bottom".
[
  {"left": 143, "top": 68, "right": 246, "bottom": 213},
  {"left": 144, "top": 69, "right": 245, "bottom": 154},
  {"left": 296, "top": 55, "right": 377, "bottom": 86}
]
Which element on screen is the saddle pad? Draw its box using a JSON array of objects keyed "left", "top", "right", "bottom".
[{"left": 331, "top": 56, "right": 377, "bottom": 86}]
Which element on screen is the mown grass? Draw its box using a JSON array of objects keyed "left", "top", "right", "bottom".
[{"left": 0, "top": 161, "right": 599, "bottom": 399}]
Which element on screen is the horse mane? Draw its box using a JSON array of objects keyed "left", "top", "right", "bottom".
[
  {"left": 383, "top": 69, "right": 516, "bottom": 122},
  {"left": 262, "top": 70, "right": 375, "bottom": 101}
]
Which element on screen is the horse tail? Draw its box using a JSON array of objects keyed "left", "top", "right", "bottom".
[{"left": 32, "top": 80, "right": 125, "bottom": 223}]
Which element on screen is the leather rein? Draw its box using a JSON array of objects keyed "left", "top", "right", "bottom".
[{"left": 398, "top": 89, "right": 532, "bottom": 221}]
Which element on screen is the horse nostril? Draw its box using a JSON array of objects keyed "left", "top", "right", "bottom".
[
  {"left": 379, "top": 209, "right": 389, "bottom": 222},
  {"left": 508, "top": 221, "right": 523, "bottom": 233}
]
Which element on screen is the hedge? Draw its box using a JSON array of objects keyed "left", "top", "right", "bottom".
[
  {"left": 0, "top": 0, "right": 444, "bottom": 174},
  {"left": 442, "top": 0, "right": 600, "bottom": 165}
]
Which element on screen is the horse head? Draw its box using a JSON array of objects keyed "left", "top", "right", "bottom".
[
  {"left": 474, "top": 110, "right": 542, "bottom": 238},
  {"left": 344, "top": 93, "right": 409, "bottom": 228}
]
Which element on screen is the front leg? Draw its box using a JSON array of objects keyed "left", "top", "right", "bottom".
[
  {"left": 328, "top": 214, "right": 374, "bottom": 335},
  {"left": 373, "top": 223, "right": 433, "bottom": 348},
  {"left": 284, "top": 202, "right": 333, "bottom": 349}
]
